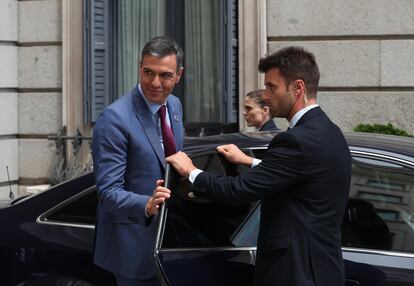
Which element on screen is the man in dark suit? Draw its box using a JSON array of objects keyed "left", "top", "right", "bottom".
[
  {"left": 92, "top": 36, "right": 184, "bottom": 286},
  {"left": 167, "top": 46, "right": 352, "bottom": 286}
]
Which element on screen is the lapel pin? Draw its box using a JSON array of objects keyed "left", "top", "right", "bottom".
[{"left": 174, "top": 115, "right": 179, "bottom": 122}]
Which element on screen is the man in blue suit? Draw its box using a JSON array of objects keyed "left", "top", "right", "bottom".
[
  {"left": 92, "top": 36, "right": 184, "bottom": 286},
  {"left": 167, "top": 46, "right": 351, "bottom": 286}
]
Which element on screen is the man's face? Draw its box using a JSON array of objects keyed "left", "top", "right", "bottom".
[
  {"left": 262, "top": 68, "right": 295, "bottom": 119},
  {"left": 242, "top": 97, "right": 267, "bottom": 129},
  {"left": 139, "top": 54, "right": 183, "bottom": 104}
]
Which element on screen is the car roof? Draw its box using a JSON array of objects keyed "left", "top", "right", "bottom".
[
  {"left": 184, "top": 131, "right": 414, "bottom": 163},
  {"left": 184, "top": 131, "right": 279, "bottom": 153},
  {"left": 344, "top": 132, "right": 414, "bottom": 158}
]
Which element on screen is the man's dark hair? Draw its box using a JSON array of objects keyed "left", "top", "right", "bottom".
[
  {"left": 258, "top": 46, "right": 320, "bottom": 98},
  {"left": 141, "top": 36, "right": 184, "bottom": 71},
  {"left": 246, "top": 89, "right": 266, "bottom": 108}
]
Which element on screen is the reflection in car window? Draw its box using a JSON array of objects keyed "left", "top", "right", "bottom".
[
  {"left": 230, "top": 202, "right": 260, "bottom": 247},
  {"left": 45, "top": 188, "right": 98, "bottom": 225},
  {"left": 162, "top": 153, "right": 255, "bottom": 248},
  {"left": 342, "top": 155, "right": 414, "bottom": 253}
]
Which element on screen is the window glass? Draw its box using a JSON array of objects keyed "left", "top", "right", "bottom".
[
  {"left": 183, "top": 0, "right": 221, "bottom": 122},
  {"left": 115, "top": 0, "right": 166, "bottom": 97},
  {"left": 230, "top": 202, "right": 260, "bottom": 247},
  {"left": 85, "top": 0, "right": 237, "bottom": 124},
  {"left": 46, "top": 188, "right": 98, "bottom": 225},
  {"left": 113, "top": 0, "right": 234, "bottom": 123},
  {"left": 162, "top": 153, "right": 254, "bottom": 248},
  {"left": 342, "top": 155, "right": 414, "bottom": 253},
  {"left": 250, "top": 148, "right": 267, "bottom": 160}
]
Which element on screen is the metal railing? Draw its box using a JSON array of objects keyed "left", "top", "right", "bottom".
[{"left": 48, "top": 127, "right": 93, "bottom": 184}]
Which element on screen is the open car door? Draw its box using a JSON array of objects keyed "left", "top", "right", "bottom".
[{"left": 153, "top": 152, "right": 257, "bottom": 286}]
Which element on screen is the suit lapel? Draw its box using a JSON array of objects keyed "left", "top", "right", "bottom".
[{"left": 132, "top": 86, "right": 166, "bottom": 168}]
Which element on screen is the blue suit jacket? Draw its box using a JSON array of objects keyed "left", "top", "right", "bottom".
[{"left": 92, "top": 85, "right": 184, "bottom": 279}]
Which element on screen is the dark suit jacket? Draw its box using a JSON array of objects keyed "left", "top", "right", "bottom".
[
  {"left": 193, "top": 107, "right": 351, "bottom": 286},
  {"left": 259, "top": 119, "right": 279, "bottom": 131},
  {"left": 92, "top": 85, "right": 184, "bottom": 279}
]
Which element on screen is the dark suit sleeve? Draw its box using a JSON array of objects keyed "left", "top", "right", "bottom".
[
  {"left": 192, "top": 132, "right": 307, "bottom": 204},
  {"left": 92, "top": 108, "right": 150, "bottom": 225}
]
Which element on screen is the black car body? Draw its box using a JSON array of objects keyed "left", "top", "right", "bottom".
[{"left": 1, "top": 132, "right": 414, "bottom": 285}]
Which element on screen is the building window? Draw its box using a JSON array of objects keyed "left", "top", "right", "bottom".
[{"left": 84, "top": 0, "right": 238, "bottom": 133}]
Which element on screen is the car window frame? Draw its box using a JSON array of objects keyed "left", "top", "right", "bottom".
[{"left": 37, "top": 185, "right": 96, "bottom": 229}]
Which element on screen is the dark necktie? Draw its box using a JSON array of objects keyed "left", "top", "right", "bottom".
[{"left": 158, "top": 105, "right": 177, "bottom": 157}]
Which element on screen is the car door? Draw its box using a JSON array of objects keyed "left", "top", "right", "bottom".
[
  {"left": 247, "top": 147, "right": 414, "bottom": 286},
  {"left": 154, "top": 151, "right": 256, "bottom": 286},
  {"left": 342, "top": 148, "right": 414, "bottom": 286}
]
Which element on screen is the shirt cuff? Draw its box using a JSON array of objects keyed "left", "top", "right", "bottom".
[
  {"left": 189, "top": 169, "right": 203, "bottom": 183},
  {"left": 252, "top": 158, "right": 262, "bottom": 168}
]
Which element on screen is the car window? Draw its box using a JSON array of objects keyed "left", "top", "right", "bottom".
[
  {"left": 161, "top": 152, "right": 255, "bottom": 248},
  {"left": 250, "top": 148, "right": 267, "bottom": 160},
  {"left": 230, "top": 202, "right": 260, "bottom": 247},
  {"left": 342, "top": 155, "right": 414, "bottom": 253},
  {"left": 44, "top": 187, "right": 98, "bottom": 225},
  {"left": 230, "top": 151, "right": 414, "bottom": 253}
]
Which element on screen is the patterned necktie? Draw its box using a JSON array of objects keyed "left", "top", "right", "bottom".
[{"left": 158, "top": 105, "right": 177, "bottom": 157}]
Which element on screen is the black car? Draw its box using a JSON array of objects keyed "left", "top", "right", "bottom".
[{"left": 1, "top": 132, "right": 414, "bottom": 285}]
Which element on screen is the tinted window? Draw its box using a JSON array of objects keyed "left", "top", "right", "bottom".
[
  {"left": 46, "top": 188, "right": 98, "bottom": 225},
  {"left": 342, "top": 156, "right": 414, "bottom": 253},
  {"left": 250, "top": 148, "right": 267, "bottom": 160},
  {"left": 162, "top": 153, "right": 254, "bottom": 248}
]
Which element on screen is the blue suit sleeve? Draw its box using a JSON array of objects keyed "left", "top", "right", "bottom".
[{"left": 92, "top": 108, "right": 150, "bottom": 225}]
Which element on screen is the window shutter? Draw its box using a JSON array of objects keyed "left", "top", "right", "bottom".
[
  {"left": 230, "top": 0, "right": 239, "bottom": 123},
  {"left": 84, "top": 0, "right": 110, "bottom": 123},
  {"left": 223, "top": 0, "right": 238, "bottom": 124}
]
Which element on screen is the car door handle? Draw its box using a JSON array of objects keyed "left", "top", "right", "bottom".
[{"left": 249, "top": 250, "right": 256, "bottom": 265}]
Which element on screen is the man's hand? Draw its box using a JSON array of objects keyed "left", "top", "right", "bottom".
[
  {"left": 145, "top": 180, "right": 171, "bottom": 217},
  {"left": 216, "top": 144, "right": 253, "bottom": 166},
  {"left": 166, "top": 151, "right": 197, "bottom": 177}
]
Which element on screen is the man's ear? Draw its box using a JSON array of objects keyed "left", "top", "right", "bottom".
[
  {"left": 293, "top": 79, "right": 305, "bottom": 95},
  {"left": 176, "top": 67, "right": 184, "bottom": 83}
]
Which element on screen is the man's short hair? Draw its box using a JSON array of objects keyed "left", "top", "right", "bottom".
[
  {"left": 258, "top": 46, "right": 320, "bottom": 98},
  {"left": 141, "top": 36, "right": 184, "bottom": 71}
]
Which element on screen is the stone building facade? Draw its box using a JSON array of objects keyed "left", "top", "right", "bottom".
[{"left": 0, "top": 0, "right": 413, "bottom": 198}]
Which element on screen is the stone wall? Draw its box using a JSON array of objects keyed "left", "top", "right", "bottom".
[
  {"left": 0, "top": 0, "right": 62, "bottom": 199},
  {"left": 18, "top": 0, "right": 62, "bottom": 193},
  {"left": 267, "top": 0, "right": 414, "bottom": 133},
  {"left": 0, "top": 0, "right": 18, "bottom": 200}
]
